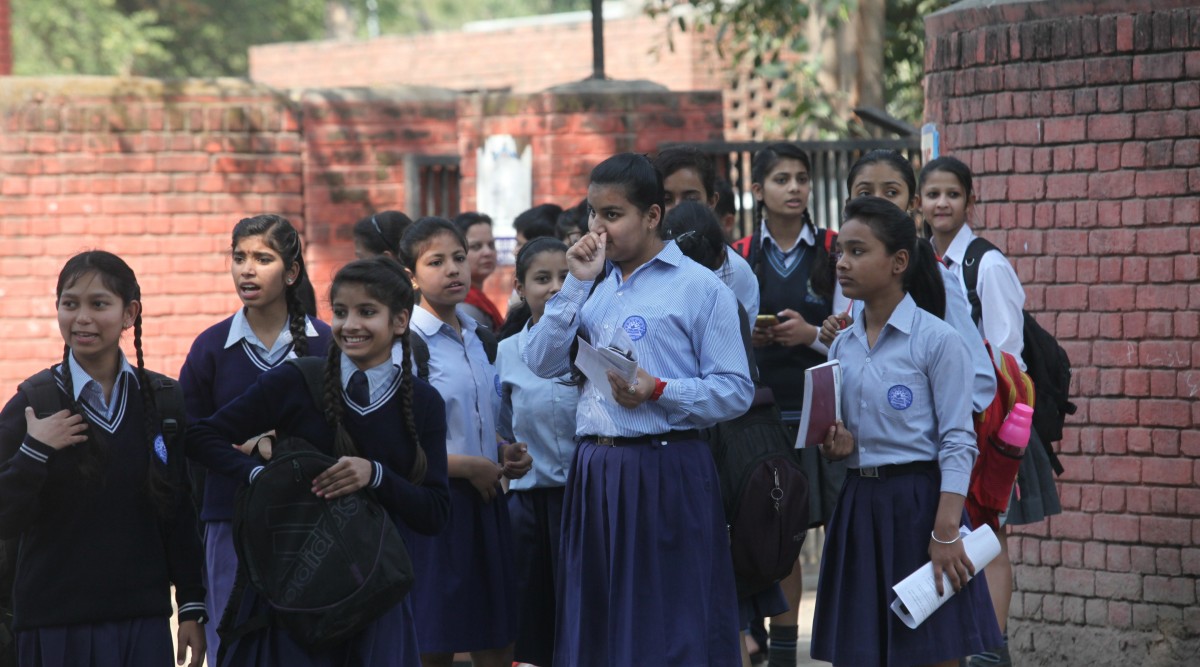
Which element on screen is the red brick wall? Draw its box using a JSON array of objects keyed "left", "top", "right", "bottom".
[
  {"left": 249, "top": 15, "right": 723, "bottom": 97},
  {"left": 925, "top": 0, "right": 1199, "bottom": 663},
  {"left": 0, "top": 78, "right": 457, "bottom": 389},
  {"left": 0, "top": 78, "right": 303, "bottom": 386},
  {"left": 456, "top": 83, "right": 725, "bottom": 310},
  {"left": 0, "top": 0, "right": 11, "bottom": 76},
  {"left": 298, "top": 88, "right": 459, "bottom": 299}
]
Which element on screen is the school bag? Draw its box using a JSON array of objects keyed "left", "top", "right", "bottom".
[
  {"left": 732, "top": 226, "right": 837, "bottom": 268},
  {"left": 0, "top": 368, "right": 187, "bottom": 667},
  {"left": 966, "top": 341, "right": 1035, "bottom": 530},
  {"left": 411, "top": 324, "right": 496, "bottom": 369},
  {"left": 703, "top": 308, "right": 810, "bottom": 597},
  {"left": 962, "top": 237, "right": 1076, "bottom": 474},
  {"left": 217, "top": 357, "right": 414, "bottom": 658}
]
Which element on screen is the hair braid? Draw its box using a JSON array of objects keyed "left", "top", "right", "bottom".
[
  {"left": 286, "top": 284, "right": 309, "bottom": 357},
  {"left": 398, "top": 329, "right": 427, "bottom": 484},
  {"left": 323, "top": 343, "right": 359, "bottom": 458},
  {"left": 134, "top": 316, "right": 175, "bottom": 516}
]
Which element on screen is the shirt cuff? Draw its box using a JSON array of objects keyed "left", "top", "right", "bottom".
[
  {"left": 939, "top": 467, "right": 971, "bottom": 496},
  {"left": 370, "top": 461, "right": 383, "bottom": 489},
  {"left": 177, "top": 601, "right": 208, "bottom": 624},
  {"left": 249, "top": 466, "right": 265, "bottom": 484},
  {"left": 557, "top": 274, "right": 594, "bottom": 307}
]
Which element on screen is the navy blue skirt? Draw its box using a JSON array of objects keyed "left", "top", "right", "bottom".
[
  {"left": 18, "top": 616, "right": 172, "bottom": 667},
  {"left": 810, "top": 467, "right": 1003, "bottom": 666},
  {"left": 218, "top": 587, "right": 420, "bottom": 666},
  {"left": 406, "top": 479, "right": 518, "bottom": 654},
  {"left": 507, "top": 486, "right": 565, "bottom": 667},
  {"left": 554, "top": 439, "right": 740, "bottom": 667}
]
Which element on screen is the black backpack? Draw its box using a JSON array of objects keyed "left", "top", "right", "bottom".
[
  {"left": 703, "top": 308, "right": 809, "bottom": 597},
  {"left": 963, "top": 237, "right": 1077, "bottom": 475},
  {"left": 410, "top": 325, "right": 497, "bottom": 373},
  {"left": 0, "top": 368, "right": 187, "bottom": 667},
  {"left": 218, "top": 357, "right": 414, "bottom": 658}
]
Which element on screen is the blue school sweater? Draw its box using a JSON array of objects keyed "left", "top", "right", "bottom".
[
  {"left": 179, "top": 314, "right": 331, "bottom": 522},
  {"left": 186, "top": 362, "right": 450, "bottom": 537},
  {"left": 0, "top": 370, "right": 205, "bottom": 631}
]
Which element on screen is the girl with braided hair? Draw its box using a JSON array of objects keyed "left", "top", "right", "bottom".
[
  {"left": 400, "top": 217, "right": 530, "bottom": 667},
  {"left": 178, "top": 214, "right": 332, "bottom": 660},
  {"left": 186, "top": 257, "right": 450, "bottom": 665},
  {"left": 0, "top": 251, "right": 206, "bottom": 666}
]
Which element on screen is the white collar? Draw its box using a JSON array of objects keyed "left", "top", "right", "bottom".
[
  {"left": 65, "top": 350, "right": 139, "bottom": 402},
  {"left": 224, "top": 309, "right": 318, "bottom": 349}
]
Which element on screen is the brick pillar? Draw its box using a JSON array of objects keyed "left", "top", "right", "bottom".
[
  {"left": 0, "top": 0, "right": 12, "bottom": 75},
  {"left": 925, "top": 0, "right": 1200, "bottom": 663},
  {"left": 456, "top": 80, "right": 725, "bottom": 309}
]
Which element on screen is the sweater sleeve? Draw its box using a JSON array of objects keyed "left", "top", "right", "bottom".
[
  {"left": 371, "top": 382, "right": 450, "bottom": 536},
  {"left": 0, "top": 392, "right": 57, "bottom": 540},
  {"left": 163, "top": 445, "right": 207, "bottom": 623}
]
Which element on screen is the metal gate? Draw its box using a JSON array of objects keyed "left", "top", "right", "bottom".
[{"left": 661, "top": 139, "right": 922, "bottom": 239}]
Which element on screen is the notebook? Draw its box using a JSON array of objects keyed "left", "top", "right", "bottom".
[{"left": 795, "top": 359, "right": 842, "bottom": 449}]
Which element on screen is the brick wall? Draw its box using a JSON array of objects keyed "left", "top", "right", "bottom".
[
  {"left": 298, "top": 87, "right": 459, "bottom": 297},
  {"left": 0, "top": 78, "right": 460, "bottom": 389},
  {"left": 250, "top": 14, "right": 723, "bottom": 98},
  {"left": 924, "top": 0, "right": 1200, "bottom": 663},
  {"left": 456, "top": 81, "right": 725, "bottom": 310},
  {"left": 0, "top": 0, "right": 10, "bottom": 76}
]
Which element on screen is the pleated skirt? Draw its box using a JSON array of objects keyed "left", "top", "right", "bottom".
[
  {"left": 507, "top": 486, "right": 565, "bottom": 667},
  {"left": 810, "top": 467, "right": 1003, "bottom": 667},
  {"left": 554, "top": 438, "right": 740, "bottom": 667},
  {"left": 19, "top": 617, "right": 172, "bottom": 667}
]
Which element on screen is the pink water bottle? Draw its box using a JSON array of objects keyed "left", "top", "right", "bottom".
[{"left": 996, "top": 403, "right": 1033, "bottom": 457}]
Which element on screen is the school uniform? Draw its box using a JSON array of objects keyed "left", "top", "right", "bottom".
[
  {"left": 849, "top": 259, "right": 998, "bottom": 414},
  {"left": 749, "top": 221, "right": 849, "bottom": 527},
  {"left": 523, "top": 240, "right": 753, "bottom": 667},
  {"left": 186, "top": 357, "right": 450, "bottom": 666},
  {"left": 941, "top": 226, "right": 1061, "bottom": 525},
  {"left": 717, "top": 245, "right": 761, "bottom": 329},
  {"left": 178, "top": 309, "right": 330, "bottom": 661},
  {"left": 811, "top": 295, "right": 1002, "bottom": 667},
  {"left": 496, "top": 325, "right": 579, "bottom": 666},
  {"left": 0, "top": 354, "right": 205, "bottom": 667},
  {"left": 405, "top": 306, "right": 517, "bottom": 654}
]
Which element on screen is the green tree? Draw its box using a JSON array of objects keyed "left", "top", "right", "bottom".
[{"left": 12, "top": 0, "right": 174, "bottom": 76}]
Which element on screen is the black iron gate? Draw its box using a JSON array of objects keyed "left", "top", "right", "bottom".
[{"left": 661, "top": 139, "right": 923, "bottom": 239}]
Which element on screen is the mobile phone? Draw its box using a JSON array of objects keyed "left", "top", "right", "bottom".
[{"left": 755, "top": 314, "right": 779, "bottom": 327}]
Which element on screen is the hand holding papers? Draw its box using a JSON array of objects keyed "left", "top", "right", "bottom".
[
  {"left": 575, "top": 336, "right": 638, "bottom": 390},
  {"left": 890, "top": 524, "right": 1002, "bottom": 629}
]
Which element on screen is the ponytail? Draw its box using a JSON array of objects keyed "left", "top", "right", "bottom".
[{"left": 842, "top": 196, "right": 945, "bottom": 319}]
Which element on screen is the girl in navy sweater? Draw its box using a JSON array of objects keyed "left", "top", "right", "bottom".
[
  {"left": 187, "top": 257, "right": 450, "bottom": 665},
  {"left": 0, "top": 251, "right": 206, "bottom": 667},
  {"left": 178, "top": 214, "right": 331, "bottom": 660}
]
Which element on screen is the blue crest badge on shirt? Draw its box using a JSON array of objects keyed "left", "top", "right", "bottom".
[
  {"left": 887, "top": 385, "right": 914, "bottom": 410},
  {"left": 154, "top": 433, "right": 168, "bottom": 464},
  {"left": 622, "top": 315, "right": 648, "bottom": 341},
  {"left": 494, "top": 374, "right": 503, "bottom": 398}
]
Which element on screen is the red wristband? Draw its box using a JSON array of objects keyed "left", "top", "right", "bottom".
[{"left": 649, "top": 378, "right": 667, "bottom": 401}]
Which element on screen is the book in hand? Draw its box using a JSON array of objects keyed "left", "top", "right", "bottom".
[{"left": 795, "top": 359, "right": 841, "bottom": 449}]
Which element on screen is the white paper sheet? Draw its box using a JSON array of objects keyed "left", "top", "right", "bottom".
[
  {"left": 575, "top": 335, "right": 637, "bottom": 391},
  {"left": 890, "top": 524, "right": 1002, "bottom": 629}
]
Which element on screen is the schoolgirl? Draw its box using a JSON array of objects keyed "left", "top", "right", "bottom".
[
  {"left": 811, "top": 196, "right": 1002, "bottom": 666},
  {"left": 353, "top": 210, "right": 414, "bottom": 260},
  {"left": 653, "top": 146, "right": 760, "bottom": 328},
  {"left": 523, "top": 153, "right": 753, "bottom": 666},
  {"left": 495, "top": 237, "right": 578, "bottom": 667},
  {"left": 743, "top": 142, "right": 847, "bottom": 665},
  {"left": 399, "top": 217, "right": 529, "bottom": 667},
  {"left": 452, "top": 212, "right": 503, "bottom": 331},
  {"left": 0, "top": 251, "right": 205, "bottom": 667},
  {"left": 178, "top": 214, "right": 331, "bottom": 660},
  {"left": 920, "top": 156, "right": 1061, "bottom": 666},
  {"left": 822, "top": 149, "right": 997, "bottom": 416},
  {"left": 186, "top": 257, "right": 450, "bottom": 665}
]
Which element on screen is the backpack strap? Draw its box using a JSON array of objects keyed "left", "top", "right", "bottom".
[
  {"left": 732, "top": 235, "right": 753, "bottom": 260},
  {"left": 141, "top": 370, "right": 186, "bottom": 448},
  {"left": 18, "top": 369, "right": 66, "bottom": 419},
  {"left": 286, "top": 357, "right": 327, "bottom": 415},
  {"left": 821, "top": 228, "right": 837, "bottom": 253},
  {"left": 961, "top": 236, "right": 999, "bottom": 327},
  {"left": 475, "top": 326, "right": 499, "bottom": 365}
]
